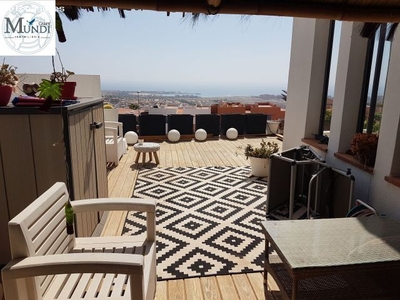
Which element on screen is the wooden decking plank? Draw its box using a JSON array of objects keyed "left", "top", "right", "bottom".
[
  {"left": 175, "top": 141, "right": 184, "bottom": 166},
  {"left": 107, "top": 145, "right": 132, "bottom": 196},
  {"left": 191, "top": 140, "right": 206, "bottom": 167},
  {"left": 246, "top": 272, "right": 265, "bottom": 300},
  {"left": 232, "top": 273, "right": 257, "bottom": 300},
  {"left": 168, "top": 279, "right": 186, "bottom": 300},
  {"left": 216, "top": 275, "right": 239, "bottom": 300},
  {"left": 154, "top": 280, "right": 168, "bottom": 300},
  {"left": 184, "top": 141, "right": 197, "bottom": 167},
  {"left": 101, "top": 210, "right": 128, "bottom": 237},
  {"left": 200, "top": 276, "right": 222, "bottom": 300},
  {"left": 193, "top": 140, "right": 208, "bottom": 167},
  {"left": 184, "top": 278, "right": 204, "bottom": 300},
  {"left": 170, "top": 142, "right": 181, "bottom": 167},
  {"left": 202, "top": 140, "right": 222, "bottom": 166}
]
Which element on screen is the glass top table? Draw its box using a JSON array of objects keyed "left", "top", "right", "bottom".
[{"left": 261, "top": 216, "right": 400, "bottom": 299}]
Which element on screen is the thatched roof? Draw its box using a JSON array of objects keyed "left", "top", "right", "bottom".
[{"left": 56, "top": 0, "right": 400, "bottom": 23}]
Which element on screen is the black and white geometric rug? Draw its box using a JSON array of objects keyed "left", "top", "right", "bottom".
[{"left": 122, "top": 166, "right": 269, "bottom": 280}]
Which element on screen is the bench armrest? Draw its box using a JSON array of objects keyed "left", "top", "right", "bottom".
[
  {"left": 105, "top": 121, "right": 123, "bottom": 137},
  {"left": 2, "top": 253, "right": 144, "bottom": 281},
  {"left": 71, "top": 198, "right": 156, "bottom": 213}
]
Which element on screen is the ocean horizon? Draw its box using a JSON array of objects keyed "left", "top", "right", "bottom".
[{"left": 101, "top": 82, "right": 286, "bottom": 99}]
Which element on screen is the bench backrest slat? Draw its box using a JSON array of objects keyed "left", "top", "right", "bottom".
[{"left": 8, "top": 182, "right": 76, "bottom": 299}]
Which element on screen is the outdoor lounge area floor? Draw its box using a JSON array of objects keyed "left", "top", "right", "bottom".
[{"left": 103, "top": 136, "right": 283, "bottom": 300}]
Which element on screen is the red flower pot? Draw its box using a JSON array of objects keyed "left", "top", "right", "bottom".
[
  {"left": 61, "top": 81, "right": 77, "bottom": 99},
  {"left": 0, "top": 85, "right": 12, "bottom": 106}
]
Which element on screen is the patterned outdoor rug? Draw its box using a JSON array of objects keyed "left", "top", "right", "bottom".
[{"left": 122, "top": 166, "right": 270, "bottom": 280}]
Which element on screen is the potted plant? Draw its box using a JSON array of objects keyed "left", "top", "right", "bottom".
[
  {"left": 50, "top": 50, "right": 76, "bottom": 99},
  {"left": 0, "top": 59, "right": 18, "bottom": 106},
  {"left": 239, "top": 139, "right": 280, "bottom": 177},
  {"left": 65, "top": 201, "right": 74, "bottom": 235},
  {"left": 350, "top": 133, "right": 378, "bottom": 167}
]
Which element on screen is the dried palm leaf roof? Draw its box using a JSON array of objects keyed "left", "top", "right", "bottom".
[{"left": 56, "top": 0, "right": 400, "bottom": 23}]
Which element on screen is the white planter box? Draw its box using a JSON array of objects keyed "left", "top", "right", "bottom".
[{"left": 250, "top": 157, "right": 270, "bottom": 177}]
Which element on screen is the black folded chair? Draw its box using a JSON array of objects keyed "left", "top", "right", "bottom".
[
  {"left": 138, "top": 114, "right": 166, "bottom": 136},
  {"left": 220, "top": 114, "right": 245, "bottom": 136},
  {"left": 245, "top": 114, "right": 268, "bottom": 135},
  {"left": 195, "top": 114, "right": 221, "bottom": 137},
  {"left": 167, "top": 114, "right": 194, "bottom": 135},
  {"left": 118, "top": 114, "right": 137, "bottom": 134}
]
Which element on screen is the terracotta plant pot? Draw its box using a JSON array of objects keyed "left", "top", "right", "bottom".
[
  {"left": 0, "top": 85, "right": 12, "bottom": 106},
  {"left": 61, "top": 81, "right": 77, "bottom": 99}
]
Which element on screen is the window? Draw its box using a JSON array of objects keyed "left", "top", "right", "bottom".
[
  {"left": 357, "top": 23, "right": 392, "bottom": 134},
  {"left": 318, "top": 20, "right": 341, "bottom": 137}
]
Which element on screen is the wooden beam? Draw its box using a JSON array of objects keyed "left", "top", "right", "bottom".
[{"left": 56, "top": 0, "right": 400, "bottom": 22}]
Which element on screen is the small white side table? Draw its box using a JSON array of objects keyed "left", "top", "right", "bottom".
[{"left": 134, "top": 142, "right": 160, "bottom": 164}]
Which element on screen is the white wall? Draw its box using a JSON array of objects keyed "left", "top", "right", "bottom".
[
  {"left": 368, "top": 28, "right": 400, "bottom": 218},
  {"left": 327, "top": 22, "right": 368, "bottom": 154},
  {"left": 183, "top": 107, "right": 211, "bottom": 115},
  {"left": 148, "top": 108, "right": 178, "bottom": 115},
  {"left": 13, "top": 74, "right": 101, "bottom": 98},
  {"left": 324, "top": 22, "right": 372, "bottom": 203},
  {"left": 285, "top": 19, "right": 400, "bottom": 218},
  {"left": 283, "top": 18, "right": 331, "bottom": 150}
]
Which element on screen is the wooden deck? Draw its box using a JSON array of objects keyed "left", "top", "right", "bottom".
[{"left": 103, "top": 136, "right": 283, "bottom": 300}]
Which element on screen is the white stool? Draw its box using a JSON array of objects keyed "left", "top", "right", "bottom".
[{"left": 134, "top": 142, "right": 160, "bottom": 164}]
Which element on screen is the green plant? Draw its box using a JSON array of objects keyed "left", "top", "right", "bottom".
[
  {"left": 0, "top": 59, "right": 18, "bottom": 90},
  {"left": 129, "top": 103, "right": 140, "bottom": 110},
  {"left": 239, "top": 140, "right": 279, "bottom": 159},
  {"left": 38, "top": 79, "right": 62, "bottom": 100},
  {"left": 65, "top": 201, "right": 74, "bottom": 234},
  {"left": 324, "top": 109, "right": 332, "bottom": 122},
  {"left": 350, "top": 133, "right": 378, "bottom": 166},
  {"left": 36, "top": 50, "right": 72, "bottom": 106}
]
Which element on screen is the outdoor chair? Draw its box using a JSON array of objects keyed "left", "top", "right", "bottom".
[
  {"left": 346, "top": 199, "right": 380, "bottom": 217},
  {"left": 105, "top": 121, "right": 127, "bottom": 165},
  {"left": 103, "top": 108, "right": 119, "bottom": 122},
  {"left": 1, "top": 182, "right": 157, "bottom": 300}
]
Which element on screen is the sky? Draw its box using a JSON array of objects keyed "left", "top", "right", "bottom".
[{"left": 5, "top": 10, "right": 294, "bottom": 97}]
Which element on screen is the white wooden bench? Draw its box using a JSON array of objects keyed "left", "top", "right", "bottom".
[
  {"left": 1, "top": 182, "right": 156, "bottom": 300},
  {"left": 105, "top": 121, "right": 127, "bottom": 166}
]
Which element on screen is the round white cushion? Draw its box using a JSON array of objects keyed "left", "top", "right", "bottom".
[
  {"left": 195, "top": 129, "right": 207, "bottom": 141},
  {"left": 226, "top": 128, "right": 238, "bottom": 140},
  {"left": 124, "top": 131, "right": 138, "bottom": 144},
  {"left": 168, "top": 129, "right": 180, "bottom": 142}
]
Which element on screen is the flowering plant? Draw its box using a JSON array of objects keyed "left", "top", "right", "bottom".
[
  {"left": 50, "top": 49, "right": 75, "bottom": 82},
  {"left": 350, "top": 133, "right": 378, "bottom": 166},
  {"left": 0, "top": 59, "right": 19, "bottom": 91},
  {"left": 239, "top": 139, "right": 280, "bottom": 159},
  {"left": 51, "top": 70, "right": 75, "bottom": 83}
]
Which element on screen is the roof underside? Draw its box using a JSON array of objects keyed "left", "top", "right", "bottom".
[{"left": 56, "top": 0, "right": 400, "bottom": 22}]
